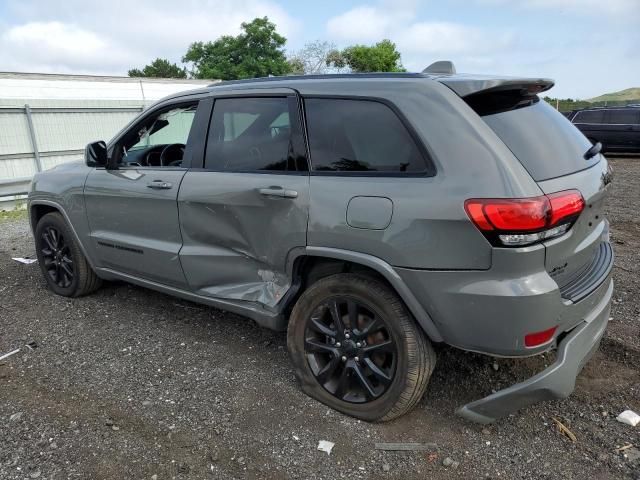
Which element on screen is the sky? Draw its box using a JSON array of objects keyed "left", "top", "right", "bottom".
[{"left": 0, "top": 0, "right": 638, "bottom": 99}]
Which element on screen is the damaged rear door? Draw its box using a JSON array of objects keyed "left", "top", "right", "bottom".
[{"left": 178, "top": 90, "right": 309, "bottom": 308}]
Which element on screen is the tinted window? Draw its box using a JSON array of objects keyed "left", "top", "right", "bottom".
[
  {"left": 206, "top": 97, "right": 307, "bottom": 171},
  {"left": 483, "top": 100, "right": 597, "bottom": 181},
  {"left": 573, "top": 110, "right": 605, "bottom": 123},
  {"left": 304, "top": 98, "right": 427, "bottom": 173},
  {"left": 607, "top": 109, "right": 639, "bottom": 124}
]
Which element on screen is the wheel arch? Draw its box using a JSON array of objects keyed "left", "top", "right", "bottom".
[
  {"left": 283, "top": 247, "right": 443, "bottom": 343},
  {"left": 29, "top": 199, "right": 98, "bottom": 271}
]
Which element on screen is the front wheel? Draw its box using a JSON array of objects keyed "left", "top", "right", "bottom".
[
  {"left": 287, "top": 273, "right": 436, "bottom": 422},
  {"left": 34, "top": 212, "right": 102, "bottom": 297}
]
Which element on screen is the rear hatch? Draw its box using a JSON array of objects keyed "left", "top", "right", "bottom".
[{"left": 446, "top": 77, "right": 612, "bottom": 301}]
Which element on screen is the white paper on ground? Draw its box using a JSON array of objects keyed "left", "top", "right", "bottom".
[
  {"left": 616, "top": 410, "right": 640, "bottom": 427},
  {"left": 317, "top": 440, "right": 335, "bottom": 455},
  {"left": 12, "top": 257, "right": 37, "bottom": 264}
]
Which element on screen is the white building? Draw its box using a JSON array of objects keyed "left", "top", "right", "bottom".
[{"left": 0, "top": 72, "right": 214, "bottom": 204}]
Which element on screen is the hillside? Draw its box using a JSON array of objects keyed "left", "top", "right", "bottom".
[{"left": 588, "top": 87, "right": 640, "bottom": 103}]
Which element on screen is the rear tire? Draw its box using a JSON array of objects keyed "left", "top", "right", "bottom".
[
  {"left": 287, "top": 273, "right": 435, "bottom": 422},
  {"left": 34, "top": 212, "right": 102, "bottom": 297}
]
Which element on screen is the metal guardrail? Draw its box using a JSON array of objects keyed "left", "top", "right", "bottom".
[{"left": 0, "top": 176, "right": 31, "bottom": 197}]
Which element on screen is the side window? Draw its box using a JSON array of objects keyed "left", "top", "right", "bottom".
[
  {"left": 573, "top": 110, "right": 605, "bottom": 124},
  {"left": 116, "top": 102, "right": 198, "bottom": 167},
  {"left": 205, "top": 97, "right": 307, "bottom": 172},
  {"left": 607, "top": 109, "right": 639, "bottom": 124},
  {"left": 304, "top": 98, "right": 428, "bottom": 173}
]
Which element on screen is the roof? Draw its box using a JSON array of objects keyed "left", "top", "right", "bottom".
[{"left": 203, "top": 71, "right": 555, "bottom": 98}]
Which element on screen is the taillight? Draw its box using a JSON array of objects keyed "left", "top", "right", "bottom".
[
  {"left": 524, "top": 326, "right": 557, "bottom": 348},
  {"left": 465, "top": 190, "right": 584, "bottom": 247}
]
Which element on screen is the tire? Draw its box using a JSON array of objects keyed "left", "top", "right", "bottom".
[
  {"left": 287, "top": 273, "right": 436, "bottom": 422},
  {"left": 34, "top": 212, "right": 102, "bottom": 297}
]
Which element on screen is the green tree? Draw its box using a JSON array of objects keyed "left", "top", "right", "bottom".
[
  {"left": 128, "top": 58, "right": 187, "bottom": 78},
  {"left": 183, "top": 17, "right": 290, "bottom": 80},
  {"left": 327, "top": 39, "right": 405, "bottom": 73}
]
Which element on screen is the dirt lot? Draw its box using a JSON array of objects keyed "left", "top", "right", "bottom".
[{"left": 1, "top": 157, "right": 639, "bottom": 480}]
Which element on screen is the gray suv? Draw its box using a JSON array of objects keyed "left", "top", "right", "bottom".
[{"left": 28, "top": 64, "right": 614, "bottom": 424}]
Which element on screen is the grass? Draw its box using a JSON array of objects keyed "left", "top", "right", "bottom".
[
  {"left": 0, "top": 209, "right": 27, "bottom": 222},
  {"left": 588, "top": 87, "right": 640, "bottom": 103}
]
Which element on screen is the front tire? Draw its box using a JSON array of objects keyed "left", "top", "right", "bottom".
[
  {"left": 34, "top": 212, "right": 102, "bottom": 297},
  {"left": 287, "top": 273, "right": 435, "bottom": 422}
]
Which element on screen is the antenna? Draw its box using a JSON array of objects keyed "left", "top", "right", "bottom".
[{"left": 423, "top": 61, "right": 456, "bottom": 75}]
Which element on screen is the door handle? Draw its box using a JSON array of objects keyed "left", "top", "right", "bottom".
[
  {"left": 259, "top": 187, "right": 298, "bottom": 199},
  {"left": 147, "top": 180, "right": 173, "bottom": 189}
]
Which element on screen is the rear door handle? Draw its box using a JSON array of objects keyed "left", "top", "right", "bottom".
[
  {"left": 147, "top": 180, "right": 173, "bottom": 189},
  {"left": 259, "top": 187, "right": 298, "bottom": 199}
]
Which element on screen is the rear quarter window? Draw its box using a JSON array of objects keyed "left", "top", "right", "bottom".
[
  {"left": 573, "top": 110, "right": 605, "bottom": 123},
  {"left": 483, "top": 100, "right": 598, "bottom": 181},
  {"left": 304, "top": 98, "right": 430, "bottom": 174}
]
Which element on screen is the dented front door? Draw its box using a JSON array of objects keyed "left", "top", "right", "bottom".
[{"left": 177, "top": 91, "right": 309, "bottom": 308}]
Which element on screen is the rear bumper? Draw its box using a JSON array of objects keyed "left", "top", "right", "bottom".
[{"left": 457, "top": 278, "right": 612, "bottom": 424}]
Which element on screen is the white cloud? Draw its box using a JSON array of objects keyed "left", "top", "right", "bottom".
[
  {"left": 0, "top": 22, "right": 134, "bottom": 73},
  {"left": 326, "top": 3, "right": 514, "bottom": 70},
  {"left": 0, "top": 0, "right": 300, "bottom": 75},
  {"left": 327, "top": 6, "right": 413, "bottom": 43}
]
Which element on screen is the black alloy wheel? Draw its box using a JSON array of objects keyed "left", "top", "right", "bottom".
[
  {"left": 288, "top": 273, "right": 435, "bottom": 422},
  {"left": 34, "top": 212, "right": 102, "bottom": 297},
  {"left": 304, "top": 297, "right": 397, "bottom": 403},
  {"left": 40, "top": 225, "right": 74, "bottom": 288}
]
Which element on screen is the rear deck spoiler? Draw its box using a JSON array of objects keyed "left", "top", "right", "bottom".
[
  {"left": 435, "top": 75, "right": 554, "bottom": 98},
  {"left": 422, "top": 61, "right": 554, "bottom": 98}
]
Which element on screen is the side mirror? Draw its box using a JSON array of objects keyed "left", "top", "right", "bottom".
[{"left": 85, "top": 141, "right": 108, "bottom": 168}]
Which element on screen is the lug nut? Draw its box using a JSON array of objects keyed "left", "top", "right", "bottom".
[
  {"left": 356, "top": 342, "right": 361, "bottom": 348},
  {"left": 335, "top": 342, "right": 341, "bottom": 348},
  {"left": 354, "top": 356, "right": 360, "bottom": 362},
  {"left": 341, "top": 356, "right": 347, "bottom": 362},
  {"left": 345, "top": 333, "right": 350, "bottom": 339}
]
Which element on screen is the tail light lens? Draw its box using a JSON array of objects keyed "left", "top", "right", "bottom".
[
  {"left": 465, "top": 190, "right": 584, "bottom": 247},
  {"left": 524, "top": 326, "right": 557, "bottom": 348}
]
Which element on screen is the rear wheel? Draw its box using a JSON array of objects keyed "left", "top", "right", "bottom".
[
  {"left": 287, "top": 273, "right": 435, "bottom": 421},
  {"left": 35, "top": 212, "right": 102, "bottom": 297}
]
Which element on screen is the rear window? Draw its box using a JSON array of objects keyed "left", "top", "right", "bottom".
[{"left": 482, "top": 100, "right": 598, "bottom": 181}]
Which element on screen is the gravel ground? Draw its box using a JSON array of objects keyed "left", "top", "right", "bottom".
[{"left": 1, "top": 157, "right": 639, "bottom": 480}]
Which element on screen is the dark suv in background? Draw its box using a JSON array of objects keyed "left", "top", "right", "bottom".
[{"left": 566, "top": 105, "right": 640, "bottom": 153}]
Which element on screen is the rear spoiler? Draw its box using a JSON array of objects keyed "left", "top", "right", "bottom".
[{"left": 436, "top": 75, "right": 554, "bottom": 98}]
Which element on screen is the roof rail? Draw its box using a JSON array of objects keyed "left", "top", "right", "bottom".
[
  {"left": 207, "top": 72, "right": 426, "bottom": 87},
  {"left": 423, "top": 61, "right": 456, "bottom": 75}
]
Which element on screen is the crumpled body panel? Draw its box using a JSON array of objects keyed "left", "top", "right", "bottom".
[{"left": 177, "top": 171, "right": 309, "bottom": 309}]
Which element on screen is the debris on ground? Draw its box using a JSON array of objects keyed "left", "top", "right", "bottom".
[
  {"left": 375, "top": 442, "right": 438, "bottom": 451},
  {"left": 616, "top": 443, "right": 633, "bottom": 452},
  {"left": 552, "top": 417, "right": 577, "bottom": 442},
  {"left": 0, "top": 348, "right": 21, "bottom": 361},
  {"left": 442, "top": 457, "right": 460, "bottom": 469},
  {"left": 616, "top": 410, "right": 640, "bottom": 427},
  {"left": 9, "top": 412, "right": 23, "bottom": 422},
  {"left": 624, "top": 448, "right": 640, "bottom": 462},
  {"left": 11, "top": 257, "right": 37, "bottom": 264},
  {"left": 317, "top": 440, "right": 335, "bottom": 455}
]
